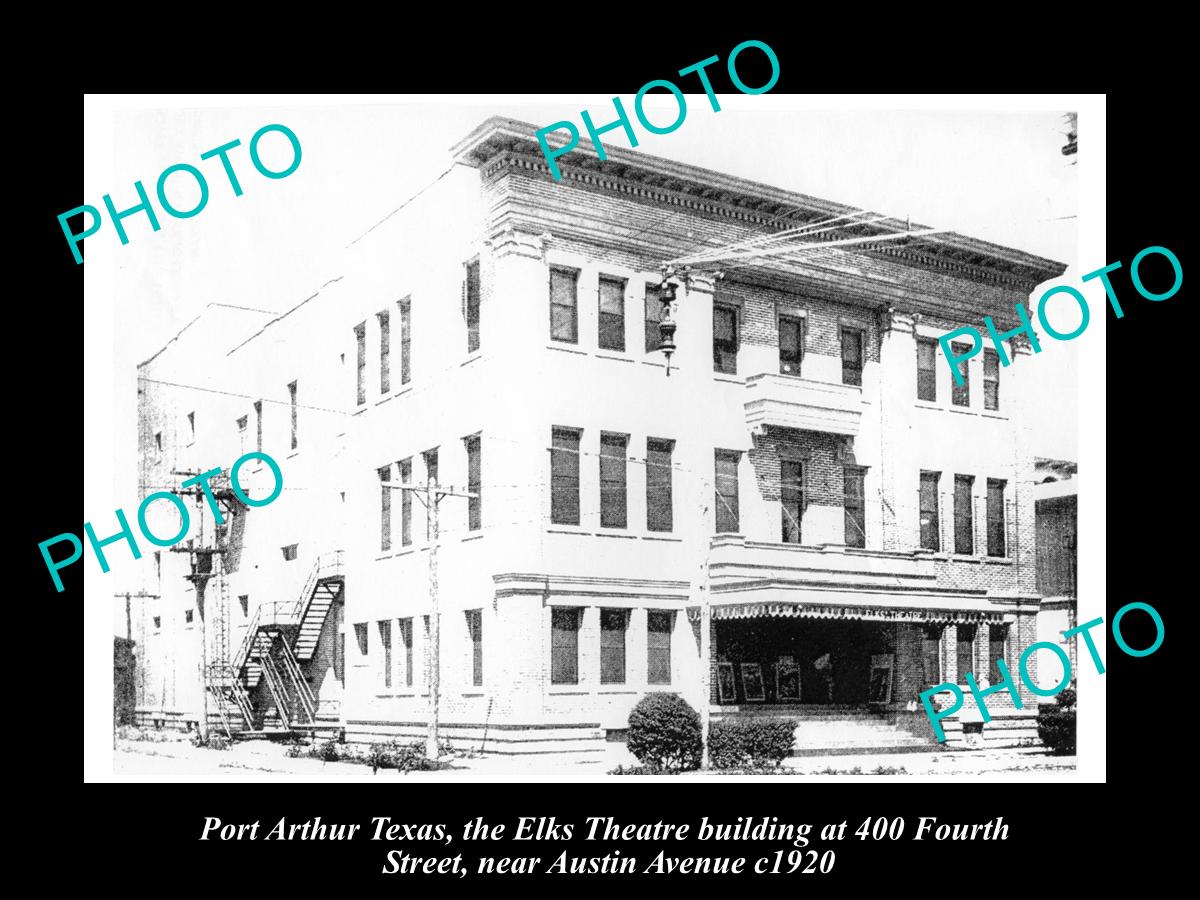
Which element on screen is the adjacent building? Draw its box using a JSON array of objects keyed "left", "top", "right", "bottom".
[{"left": 125, "top": 116, "right": 1067, "bottom": 755}]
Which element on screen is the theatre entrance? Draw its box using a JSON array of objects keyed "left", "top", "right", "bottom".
[{"left": 713, "top": 617, "right": 890, "bottom": 706}]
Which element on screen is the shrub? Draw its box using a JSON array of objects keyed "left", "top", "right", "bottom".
[
  {"left": 190, "top": 732, "right": 230, "bottom": 751},
  {"left": 627, "top": 693, "right": 702, "bottom": 773},
  {"left": 708, "top": 718, "right": 796, "bottom": 769},
  {"left": 313, "top": 740, "right": 342, "bottom": 762},
  {"left": 1037, "top": 690, "right": 1076, "bottom": 755}
]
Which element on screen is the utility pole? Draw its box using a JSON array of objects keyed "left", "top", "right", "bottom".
[{"left": 697, "top": 484, "right": 713, "bottom": 769}]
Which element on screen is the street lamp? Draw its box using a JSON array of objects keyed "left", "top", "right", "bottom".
[{"left": 657, "top": 279, "right": 678, "bottom": 376}]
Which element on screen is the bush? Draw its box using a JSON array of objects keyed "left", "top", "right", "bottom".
[
  {"left": 627, "top": 693, "right": 702, "bottom": 773},
  {"left": 1037, "top": 690, "right": 1076, "bottom": 755},
  {"left": 708, "top": 718, "right": 796, "bottom": 769},
  {"left": 190, "top": 732, "right": 230, "bottom": 751}
]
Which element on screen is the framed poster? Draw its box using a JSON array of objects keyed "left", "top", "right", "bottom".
[
  {"left": 868, "top": 653, "right": 894, "bottom": 705},
  {"left": 740, "top": 663, "right": 765, "bottom": 701},
  {"left": 716, "top": 662, "right": 738, "bottom": 703},
  {"left": 775, "top": 655, "right": 801, "bottom": 701}
]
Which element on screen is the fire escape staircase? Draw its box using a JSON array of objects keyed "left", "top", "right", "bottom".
[{"left": 209, "top": 551, "right": 344, "bottom": 738}]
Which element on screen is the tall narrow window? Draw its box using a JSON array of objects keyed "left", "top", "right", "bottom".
[
  {"left": 646, "top": 438, "right": 674, "bottom": 533},
  {"left": 465, "top": 609, "right": 483, "bottom": 687},
  {"left": 921, "top": 625, "right": 942, "bottom": 686},
  {"left": 779, "top": 314, "right": 804, "bottom": 375},
  {"left": 647, "top": 610, "right": 673, "bottom": 684},
  {"left": 598, "top": 276, "right": 626, "bottom": 351},
  {"left": 354, "top": 322, "right": 366, "bottom": 406},
  {"left": 254, "top": 400, "right": 263, "bottom": 452},
  {"left": 551, "top": 427, "right": 581, "bottom": 526},
  {"left": 399, "top": 458, "right": 413, "bottom": 547},
  {"left": 236, "top": 416, "right": 247, "bottom": 454},
  {"left": 465, "top": 259, "right": 481, "bottom": 353},
  {"left": 154, "top": 431, "right": 162, "bottom": 454},
  {"left": 398, "top": 618, "right": 413, "bottom": 687},
  {"left": 600, "top": 609, "right": 627, "bottom": 684},
  {"left": 186, "top": 411, "right": 195, "bottom": 444},
  {"left": 954, "top": 474, "right": 975, "bottom": 555},
  {"left": 399, "top": 298, "right": 412, "bottom": 385},
  {"left": 989, "top": 624, "right": 1009, "bottom": 685},
  {"left": 422, "top": 616, "right": 430, "bottom": 688},
  {"left": 713, "top": 304, "right": 738, "bottom": 374},
  {"left": 951, "top": 341, "right": 971, "bottom": 407},
  {"left": 714, "top": 450, "right": 740, "bottom": 533},
  {"left": 600, "top": 432, "right": 628, "bottom": 529},
  {"left": 917, "top": 338, "right": 937, "bottom": 401},
  {"left": 377, "top": 619, "right": 392, "bottom": 689},
  {"left": 841, "top": 327, "right": 864, "bottom": 386},
  {"left": 465, "top": 435, "right": 482, "bottom": 531},
  {"left": 644, "top": 283, "right": 663, "bottom": 353},
  {"left": 288, "top": 381, "right": 298, "bottom": 450},
  {"left": 551, "top": 607, "right": 580, "bottom": 684},
  {"left": 781, "top": 459, "right": 804, "bottom": 544},
  {"left": 844, "top": 467, "right": 866, "bottom": 548},
  {"left": 378, "top": 309, "right": 391, "bottom": 393},
  {"left": 919, "top": 471, "right": 941, "bottom": 551},
  {"left": 423, "top": 449, "right": 439, "bottom": 540},
  {"left": 550, "top": 267, "right": 578, "bottom": 343},
  {"left": 378, "top": 465, "right": 392, "bottom": 552},
  {"left": 987, "top": 478, "right": 1007, "bottom": 557},
  {"left": 984, "top": 349, "right": 1000, "bottom": 411},
  {"left": 957, "top": 625, "right": 976, "bottom": 684}
]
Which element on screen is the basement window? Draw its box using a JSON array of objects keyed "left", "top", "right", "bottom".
[{"left": 282, "top": 544, "right": 299, "bottom": 561}]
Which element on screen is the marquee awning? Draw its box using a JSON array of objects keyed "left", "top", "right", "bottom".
[{"left": 687, "top": 591, "right": 1008, "bottom": 625}]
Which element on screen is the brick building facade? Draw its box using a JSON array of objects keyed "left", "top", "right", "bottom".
[{"left": 126, "top": 116, "right": 1066, "bottom": 755}]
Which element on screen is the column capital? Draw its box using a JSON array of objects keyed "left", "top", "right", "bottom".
[
  {"left": 486, "top": 224, "right": 546, "bottom": 261},
  {"left": 881, "top": 307, "right": 918, "bottom": 336}
]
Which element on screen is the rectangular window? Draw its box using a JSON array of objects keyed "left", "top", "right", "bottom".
[
  {"left": 989, "top": 624, "right": 1009, "bottom": 685},
  {"left": 399, "top": 458, "right": 412, "bottom": 546},
  {"left": 239, "top": 595, "right": 249, "bottom": 617},
  {"left": 954, "top": 475, "right": 975, "bottom": 555},
  {"left": 254, "top": 400, "right": 263, "bottom": 452},
  {"left": 288, "top": 381, "right": 298, "bottom": 450},
  {"left": 153, "top": 616, "right": 161, "bottom": 630},
  {"left": 551, "top": 427, "right": 581, "bottom": 526},
  {"left": 465, "top": 609, "right": 483, "bottom": 687},
  {"left": 399, "top": 298, "right": 412, "bottom": 385},
  {"left": 398, "top": 617, "right": 413, "bottom": 687},
  {"left": 781, "top": 459, "right": 804, "bottom": 544},
  {"left": 354, "top": 621, "right": 369, "bottom": 659},
  {"left": 282, "top": 543, "right": 298, "bottom": 561},
  {"left": 957, "top": 625, "right": 977, "bottom": 684},
  {"left": 919, "top": 471, "right": 941, "bottom": 551},
  {"left": 378, "top": 465, "right": 392, "bottom": 552},
  {"left": 841, "top": 327, "right": 864, "bottom": 386},
  {"left": 354, "top": 322, "right": 366, "bottom": 406},
  {"left": 598, "top": 276, "right": 626, "bottom": 351},
  {"left": 644, "top": 283, "right": 663, "bottom": 353},
  {"left": 185, "top": 609, "right": 194, "bottom": 624},
  {"left": 550, "top": 607, "right": 580, "bottom": 684},
  {"left": 713, "top": 304, "right": 738, "bottom": 374},
  {"left": 714, "top": 450, "right": 740, "bottom": 533},
  {"left": 465, "top": 259, "right": 481, "bottom": 353},
  {"left": 186, "top": 411, "right": 195, "bottom": 444},
  {"left": 155, "top": 431, "right": 162, "bottom": 453},
  {"left": 465, "top": 435, "right": 482, "bottom": 532},
  {"left": 378, "top": 309, "right": 391, "bottom": 393},
  {"left": 550, "top": 267, "right": 578, "bottom": 343},
  {"left": 646, "top": 438, "right": 674, "bottom": 533},
  {"left": 236, "top": 416, "right": 247, "bottom": 454},
  {"left": 600, "top": 432, "right": 628, "bottom": 529},
  {"left": 600, "top": 609, "right": 627, "bottom": 685},
  {"left": 422, "top": 616, "right": 430, "bottom": 688},
  {"left": 987, "top": 478, "right": 1007, "bottom": 557},
  {"left": 423, "top": 449, "right": 438, "bottom": 540},
  {"left": 951, "top": 341, "right": 970, "bottom": 407},
  {"left": 917, "top": 338, "right": 937, "bottom": 401},
  {"left": 921, "top": 625, "right": 942, "bottom": 686},
  {"left": 984, "top": 349, "right": 1000, "bottom": 411},
  {"left": 335, "top": 630, "right": 344, "bottom": 683},
  {"left": 647, "top": 610, "right": 673, "bottom": 684},
  {"left": 378, "top": 619, "right": 392, "bottom": 689},
  {"left": 779, "top": 314, "right": 804, "bottom": 375},
  {"left": 844, "top": 467, "right": 866, "bottom": 548}
]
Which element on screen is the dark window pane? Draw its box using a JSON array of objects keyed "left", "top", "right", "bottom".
[
  {"left": 989, "top": 624, "right": 1008, "bottom": 685},
  {"left": 647, "top": 611, "right": 673, "bottom": 684},
  {"left": 465, "top": 260, "right": 481, "bottom": 353},
  {"left": 919, "top": 471, "right": 940, "bottom": 551},
  {"left": 550, "top": 268, "right": 578, "bottom": 343},
  {"left": 844, "top": 467, "right": 866, "bottom": 548},
  {"left": 600, "top": 433, "right": 628, "bottom": 529},
  {"left": 466, "top": 609, "right": 483, "bottom": 686},
  {"left": 714, "top": 450, "right": 740, "bottom": 533},
  {"left": 954, "top": 475, "right": 974, "bottom": 555},
  {"left": 983, "top": 349, "right": 1000, "bottom": 411},
  {"left": 779, "top": 315, "right": 804, "bottom": 375},
  {"left": 289, "top": 382, "right": 298, "bottom": 450},
  {"left": 841, "top": 328, "right": 863, "bottom": 386},
  {"left": 423, "top": 450, "right": 438, "bottom": 540},
  {"left": 354, "top": 323, "right": 366, "bottom": 405},
  {"left": 399, "top": 458, "right": 412, "bottom": 546},
  {"left": 781, "top": 459, "right": 804, "bottom": 544},
  {"left": 713, "top": 305, "right": 738, "bottom": 374},
  {"left": 921, "top": 625, "right": 942, "bottom": 686},
  {"left": 551, "top": 608, "right": 580, "bottom": 684},
  {"left": 987, "top": 478, "right": 1006, "bottom": 557},
  {"left": 951, "top": 341, "right": 970, "bottom": 407},
  {"left": 379, "top": 465, "right": 392, "bottom": 552},
  {"left": 378, "top": 309, "right": 391, "bottom": 393},
  {"left": 600, "top": 609, "right": 627, "bottom": 685},
  {"left": 378, "top": 620, "right": 392, "bottom": 688},
  {"left": 399, "top": 299, "right": 412, "bottom": 385},
  {"left": 957, "top": 625, "right": 976, "bottom": 684},
  {"left": 598, "top": 276, "right": 625, "bottom": 351},
  {"left": 917, "top": 339, "right": 937, "bottom": 401},
  {"left": 551, "top": 428, "right": 581, "bottom": 525},
  {"left": 398, "top": 618, "right": 413, "bottom": 687},
  {"left": 645, "top": 284, "right": 663, "bottom": 353},
  {"left": 466, "top": 436, "right": 482, "bottom": 531},
  {"left": 647, "top": 439, "right": 674, "bottom": 532}
]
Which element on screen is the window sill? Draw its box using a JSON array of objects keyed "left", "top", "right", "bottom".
[
  {"left": 641, "top": 533, "right": 682, "bottom": 542},
  {"left": 595, "top": 350, "right": 636, "bottom": 364},
  {"left": 460, "top": 691, "right": 485, "bottom": 697},
  {"left": 596, "top": 530, "right": 638, "bottom": 540},
  {"left": 946, "top": 404, "right": 978, "bottom": 416},
  {"left": 713, "top": 373, "right": 744, "bottom": 385},
  {"left": 547, "top": 341, "right": 587, "bottom": 355},
  {"left": 598, "top": 687, "right": 638, "bottom": 695},
  {"left": 980, "top": 410, "right": 1009, "bottom": 421},
  {"left": 982, "top": 556, "right": 1013, "bottom": 565},
  {"left": 948, "top": 554, "right": 983, "bottom": 564},
  {"left": 461, "top": 352, "right": 483, "bottom": 368},
  {"left": 547, "top": 526, "right": 594, "bottom": 536},
  {"left": 461, "top": 532, "right": 484, "bottom": 543},
  {"left": 287, "top": 450, "right": 299, "bottom": 460},
  {"left": 352, "top": 405, "right": 367, "bottom": 416},
  {"left": 548, "top": 686, "right": 591, "bottom": 695}
]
